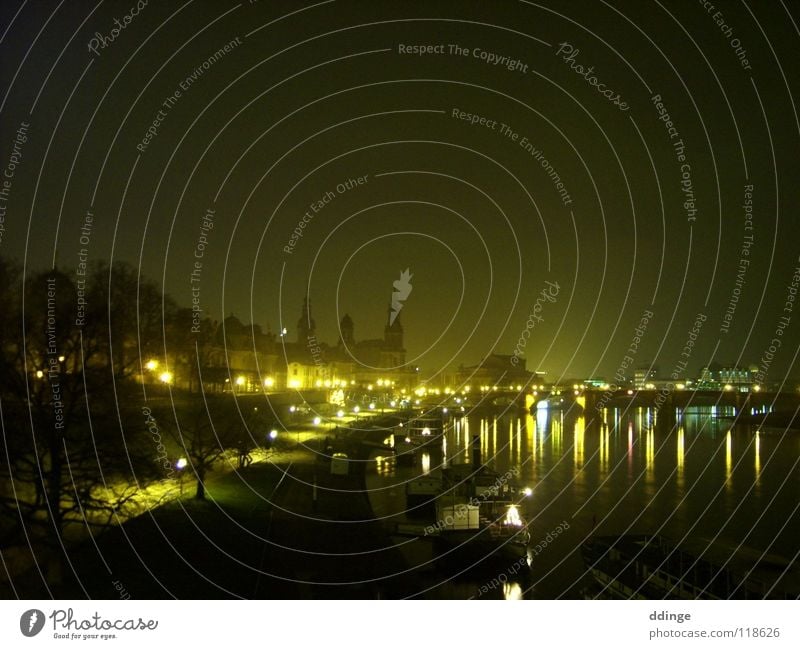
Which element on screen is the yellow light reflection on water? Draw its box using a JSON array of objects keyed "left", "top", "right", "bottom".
[
  {"left": 526, "top": 413, "right": 536, "bottom": 466},
  {"left": 725, "top": 430, "right": 733, "bottom": 491},
  {"left": 509, "top": 418, "right": 515, "bottom": 465},
  {"left": 646, "top": 428, "right": 654, "bottom": 484},
  {"left": 676, "top": 426, "right": 685, "bottom": 490},
  {"left": 574, "top": 416, "right": 585, "bottom": 469},
  {"left": 754, "top": 430, "right": 761, "bottom": 487},
  {"left": 599, "top": 425, "right": 609, "bottom": 477},
  {"left": 552, "top": 415, "right": 562, "bottom": 455}
]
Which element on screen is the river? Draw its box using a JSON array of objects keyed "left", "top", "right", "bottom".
[{"left": 366, "top": 406, "right": 800, "bottom": 598}]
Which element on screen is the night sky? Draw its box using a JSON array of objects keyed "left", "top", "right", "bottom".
[{"left": 1, "top": 0, "right": 799, "bottom": 382}]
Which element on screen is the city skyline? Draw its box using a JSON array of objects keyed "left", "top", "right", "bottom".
[{"left": 2, "top": 2, "right": 799, "bottom": 384}]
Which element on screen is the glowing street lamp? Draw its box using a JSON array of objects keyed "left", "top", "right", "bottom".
[
  {"left": 146, "top": 359, "right": 159, "bottom": 371},
  {"left": 264, "top": 377, "right": 275, "bottom": 388},
  {"left": 159, "top": 371, "right": 173, "bottom": 384},
  {"left": 313, "top": 417, "right": 322, "bottom": 425},
  {"left": 176, "top": 457, "right": 188, "bottom": 495},
  {"left": 269, "top": 429, "right": 278, "bottom": 440}
]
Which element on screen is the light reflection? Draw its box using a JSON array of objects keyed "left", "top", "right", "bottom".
[
  {"left": 503, "top": 581, "right": 523, "bottom": 600},
  {"left": 509, "top": 419, "right": 515, "bottom": 465},
  {"left": 573, "top": 416, "right": 585, "bottom": 470},
  {"left": 526, "top": 413, "right": 536, "bottom": 467},
  {"left": 536, "top": 407, "right": 548, "bottom": 451},
  {"left": 725, "top": 430, "right": 732, "bottom": 491},
  {"left": 599, "top": 425, "right": 609, "bottom": 477},
  {"left": 754, "top": 431, "right": 761, "bottom": 487},
  {"left": 421, "top": 452, "right": 430, "bottom": 475},
  {"left": 676, "top": 426, "right": 685, "bottom": 490},
  {"left": 646, "top": 427, "right": 654, "bottom": 484},
  {"left": 552, "top": 415, "right": 562, "bottom": 455}
]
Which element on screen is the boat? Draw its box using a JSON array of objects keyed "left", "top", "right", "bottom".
[
  {"left": 393, "top": 413, "right": 446, "bottom": 465},
  {"left": 396, "top": 463, "right": 532, "bottom": 572},
  {"left": 582, "top": 534, "right": 800, "bottom": 599}
]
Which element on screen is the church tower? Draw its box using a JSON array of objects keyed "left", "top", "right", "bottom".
[
  {"left": 384, "top": 303, "right": 404, "bottom": 350},
  {"left": 381, "top": 302, "right": 406, "bottom": 367},
  {"left": 296, "top": 296, "right": 316, "bottom": 343},
  {"left": 339, "top": 313, "right": 354, "bottom": 346}
]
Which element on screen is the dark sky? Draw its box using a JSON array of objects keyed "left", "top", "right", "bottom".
[{"left": 1, "top": 0, "right": 798, "bottom": 383}]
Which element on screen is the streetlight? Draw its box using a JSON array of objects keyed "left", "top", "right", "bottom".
[{"left": 176, "top": 457, "right": 187, "bottom": 495}]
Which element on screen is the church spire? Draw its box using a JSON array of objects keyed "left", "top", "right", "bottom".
[{"left": 296, "top": 296, "right": 316, "bottom": 342}]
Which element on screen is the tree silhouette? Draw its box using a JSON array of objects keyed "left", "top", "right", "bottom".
[
  {"left": 0, "top": 259, "right": 164, "bottom": 558},
  {"left": 158, "top": 395, "right": 261, "bottom": 499}
]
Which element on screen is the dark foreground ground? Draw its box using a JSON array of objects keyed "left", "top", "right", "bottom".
[{"left": 6, "top": 431, "right": 538, "bottom": 599}]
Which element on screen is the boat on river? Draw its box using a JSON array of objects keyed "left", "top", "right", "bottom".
[
  {"left": 397, "top": 463, "right": 532, "bottom": 571},
  {"left": 582, "top": 534, "right": 800, "bottom": 599}
]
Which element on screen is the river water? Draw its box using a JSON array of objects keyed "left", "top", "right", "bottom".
[{"left": 367, "top": 406, "right": 800, "bottom": 599}]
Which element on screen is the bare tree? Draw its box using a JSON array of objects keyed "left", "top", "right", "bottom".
[{"left": 0, "top": 261, "right": 162, "bottom": 556}]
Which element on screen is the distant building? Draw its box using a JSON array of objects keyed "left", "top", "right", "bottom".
[
  {"left": 183, "top": 298, "right": 418, "bottom": 392},
  {"left": 698, "top": 364, "right": 754, "bottom": 391},
  {"left": 634, "top": 366, "right": 658, "bottom": 389},
  {"left": 441, "top": 354, "right": 533, "bottom": 390}
]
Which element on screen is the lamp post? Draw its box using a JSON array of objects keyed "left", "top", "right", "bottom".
[{"left": 176, "top": 457, "right": 187, "bottom": 496}]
